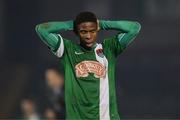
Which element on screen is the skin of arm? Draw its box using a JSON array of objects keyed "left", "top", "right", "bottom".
[
  {"left": 99, "top": 20, "right": 141, "bottom": 49},
  {"left": 35, "top": 21, "right": 73, "bottom": 52}
]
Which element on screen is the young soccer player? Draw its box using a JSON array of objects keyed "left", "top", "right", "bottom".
[{"left": 35, "top": 11, "right": 141, "bottom": 120}]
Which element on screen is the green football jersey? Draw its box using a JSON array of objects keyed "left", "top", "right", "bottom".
[
  {"left": 35, "top": 20, "right": 141, "bottom": 120},
  {"left": 54, "top": 35, "right": 122, "bottom": 119}
]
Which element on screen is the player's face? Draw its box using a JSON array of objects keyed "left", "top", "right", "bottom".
[{"left": 77, "top": 22, "right": 98, "bottom": 48}]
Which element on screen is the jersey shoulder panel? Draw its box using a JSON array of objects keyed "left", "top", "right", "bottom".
[
  {"left": 102, "top": 35, "right": 124, "bottom": 57},
  {"left": 54, "top": 35, "right": 75, "bottom": 58}
]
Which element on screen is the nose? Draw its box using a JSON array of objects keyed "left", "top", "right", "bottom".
[{"left": 85, "top": 32, "right": 91, "bottom": 39}]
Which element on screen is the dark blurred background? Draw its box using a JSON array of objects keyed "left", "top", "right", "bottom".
[{"left": 0, "top": 0, "right": 180, "bottom": 119}]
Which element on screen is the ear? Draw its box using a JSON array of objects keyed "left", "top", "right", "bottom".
[{"left": 97, "top": 19, "right": 100, "bottom": 31}]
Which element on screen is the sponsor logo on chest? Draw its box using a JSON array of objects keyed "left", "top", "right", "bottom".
[{"left": 75, "top": 60, "right": 106, "bottom": 78}]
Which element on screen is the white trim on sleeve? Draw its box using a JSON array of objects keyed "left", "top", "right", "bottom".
[{"left": 54, "top": 34, "right": 64, "bottom": 58}]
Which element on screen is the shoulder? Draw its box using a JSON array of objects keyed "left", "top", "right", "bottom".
[
  {"left": 62, "top": 37, "right": 76, "bottom": 46},
  {"left": 102, "top": 35, "right": 117, "bottom": 47}
]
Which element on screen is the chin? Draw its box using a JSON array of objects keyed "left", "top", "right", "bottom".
[
  {"left": 86, "top": 43, "right": 95, "bottom": 47},
  {"left": 86, "top": 44, "right": 93, "bottom": 47},
  {"left": 81, "top": 40, "right": 96, "bottom": 47}
]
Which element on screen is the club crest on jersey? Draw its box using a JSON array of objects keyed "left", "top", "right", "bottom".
[
  {"left": 96, "top": 48, "right": 104, "bottom": 58},
  {"left": 75, "top": 60, "right": 106, "bottom": 78}
]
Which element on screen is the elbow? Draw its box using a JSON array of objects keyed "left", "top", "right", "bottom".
[
  {"left": 35, "top": 24, "right": 41, "bottom": 34},
  {"left": 128, "top": 22, "right": 141, "bottom": 37},
  {"left": 133, "top": 22, "right": 141, "bottom": 34},
  {"left": 35, "top": 24, "right": 46, "bottom": 36}
]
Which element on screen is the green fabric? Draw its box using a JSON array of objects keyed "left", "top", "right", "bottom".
[
  {"left": 60, "top": 38, "right": 122, "bottom": 120},
  {"left": 35, "top": 21, "right": 73, "bottom": 52},
  {"left": 60, "top": 39, "right": 100, "bottom": 119},
  {"left": 35, "top": 20, "right": 141, "bottom": 52},
  {"left": 100, "top": 20, "right": 141, "bottom": 50},
  {"left": 102, "top": 37, "right": 123, "bottom": 120},
  {"left": 35, "top": 20, "right": 141, "bottom": 120}
]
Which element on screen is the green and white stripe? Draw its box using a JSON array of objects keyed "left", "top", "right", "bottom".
[{"left": 94, "top": 44, "right": 110, "bottom": 120}]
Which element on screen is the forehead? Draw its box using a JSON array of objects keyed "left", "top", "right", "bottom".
[{"left": 78, "top": 22, "right": 97, "bottom": 30}]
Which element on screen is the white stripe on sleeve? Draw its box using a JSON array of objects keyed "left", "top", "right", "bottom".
[{"left": 54, "top": 34, "right": 64, "bottom": 58}]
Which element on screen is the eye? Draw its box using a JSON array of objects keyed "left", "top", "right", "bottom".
[
  {"left": 90, "top": 30, "right": 97, "bottom": 34},
  {"left": 80, "top": 30, "right": 87, "bottom": 34}
]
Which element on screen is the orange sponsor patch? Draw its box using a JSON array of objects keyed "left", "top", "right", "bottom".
[{"left": 75, "top": 61, "right": 106, "bottom": 78}]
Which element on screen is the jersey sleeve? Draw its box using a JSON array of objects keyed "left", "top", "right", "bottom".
[
  {"left": 35, "top": 21, "right": 73, "bottom": 57},
  {"left": 100, "top": 20, "right": 141, "bottom": 57}
]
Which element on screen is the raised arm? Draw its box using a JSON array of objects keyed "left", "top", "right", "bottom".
[
  {"left": 99, "top": 20, "right": 141, "bottom": 49},
  {"left": 35, "top": 21, "right": 73, "bottom": 52}
]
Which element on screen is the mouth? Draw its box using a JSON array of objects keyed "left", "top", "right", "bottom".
[
  {"left": 85, "top": 38, "right": 93, "bottom": 42},
  {"left": 83, "top": 40, "right": 91, "bottom": 44},
  {"left": 80, "top": 38, "right": 95, "bottom": 45}
]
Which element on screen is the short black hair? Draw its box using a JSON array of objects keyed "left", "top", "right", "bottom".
[{"left": 74, "top": 11, "right": 97, "bottom": 34}]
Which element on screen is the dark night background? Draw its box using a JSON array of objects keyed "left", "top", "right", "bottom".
[{"left": 0, "top": 0, "right": 180, "bottom": 119}]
